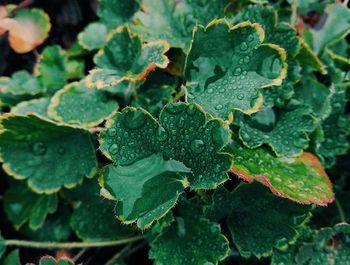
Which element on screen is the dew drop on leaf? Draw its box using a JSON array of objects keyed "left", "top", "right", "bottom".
[
  {"left": 257, "top": 54, "right": 282, "bottom": 79},
  {"left": 107, "top": 127, "right": 117, "bottom": 137},
  {"left": 190, "top": 139, "right": 205, "bottom": 154},
  {"left": 58, "top": 147, "right": 65, "bottom": 155},
  {"left": 109, "top": 143, "right": 119, "bottom": 155},
  {"left": 156, "top": 127, "right": 168, "bottom": 142},
  {"left": 215, "top": 104, "right": 223, "bottom": 110},
  {"left": 123, "top": 111, "right": 146, "bottom": 129},
  {"left": 32, "top": 142, "right": 47, "bottom": 156}
]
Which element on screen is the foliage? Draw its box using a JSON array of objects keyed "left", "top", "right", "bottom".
[{"left": 0, "top": 0, "right": 349, "bottom": 264}]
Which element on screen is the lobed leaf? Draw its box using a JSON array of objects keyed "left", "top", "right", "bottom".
[
  {"left": 37, "top": 256, "right": 75, "bottom": 265},
  {"left": 86, "top": 26, "right": 169, "bottom": 91},
  {"left": 0, "top": 6, "right": 51, "bottom": 53},
  {"left": 227, "top": 182, "right": 311, "bottom": 258},
  {"left": 99, "top": 102, "right": 231, "bottom": 227},
  {"left": 48, "top": 81, "right": 119, "bottom": 127},
  {"left": 4, "top": 182, "right": 58, "bottom": 230},
  {"left": 132, "top": 0, "right": 228, "bottom": 51},
  {"left": 185, "top": 19, "right": 287, "bottom": 120},
  {"left": 236, "top": 105, "right": 316, "bottom": 157},
  {"left": 149, "top": 200, "right": 229, "bottom": 265},
  {"left": 227, "top": 141, "right": 334, "bottom": 206},
  {"left": 11, "top": 98, "right": 51, "bottom": 118},
  {"left": 77, "top": 22, "right": 108, "bottom": 51},
  {"left": 0, "top": 114, "right": 98, "bottom": 193}
]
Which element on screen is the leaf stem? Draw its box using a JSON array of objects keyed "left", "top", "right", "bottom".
[
  {"left": 291, "top": 0, "right": 297, "bottom": 28},
  {"left": 334, "top": 197, "right": 346, "bottom": 223},
  {"left": 4, "top": 236, "right": 145, "bottom": 249}
]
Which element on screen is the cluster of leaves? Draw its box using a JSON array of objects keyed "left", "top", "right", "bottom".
[{"left": 0, "top": 0, "right": 350, "bottom": 264}]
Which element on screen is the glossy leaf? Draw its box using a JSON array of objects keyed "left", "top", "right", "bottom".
[
  {"left": 86, "top": 26, "right": 169, "bottom": 91},
  {"left": 0, "top": 6, "right": 50, "bottom": 53},
  {"left": 4, "top": 182, "right": 58, "bottom": 230},
  {"left": 227, "top": 182, "right": 311, "bottom": 258},
  {"left": 149, "top": 200, "right": 229, "bottom": 265},
  {"left": 0, "top": 114, "right": 98, "bottom": 193},
  {"left": 227, "top": 141, "right": 334, "bottom": 206},
  {"left": 236, "top": 106, "right": 316, "bottom": 157},
  {"left": 185, "top": 19, "right": 287, "bottom": 120},
  {"left": 48, "top": 81, "right": 118, "bottom": 127},
  {"left": 132, "top": 0, "right": 228, "bottom": 51}
]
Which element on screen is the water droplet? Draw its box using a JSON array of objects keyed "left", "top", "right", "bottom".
[
  {"left": 240, "top": 42, "right": 248, "bottom": 51},
  {"left": 156, "top": 127, "right": 168, "bottom": 142},
  {"left": 109, "top": 143, "right": 119, "bottom": 155},
  {"left": 207, "top": 88, "right": 214, "bottom": 94},
  {"left": 214, "top": 164, "right": 221, "bottom": 173},
  {"left": 190, "top": 139, "right": 205, "bottom": 154},
  {"left": 58, "top": 147, "right": 65, "bottom": 155},
  {"left": 215, "top": 104, "right": 223, "bottom": 110},
  {"left": 247, "top": 34, "right": 254, "bottom": 42},
  {"left": 107, "top": 127, "right": 117, "bottom": 137},
  {"left": 257, "top": 54, "right": 282, "bottom": 79},
  {"left": 234, "top": 67, "right": 242, "bottom": 76},
  {"left": 32, "top": 142, "right": 47, "bottom": 156},
  {"left": 244, "top": 56, "right": 250, "bottom": 63},
  {"left": 178, "top": 117, "right": 185, "bottom": 128},
  {"left": 123, "top": 110, "right": 146, "bottom": 129},
  {"left": 237, "top": 94, "right": 244, "bottom": 100}
]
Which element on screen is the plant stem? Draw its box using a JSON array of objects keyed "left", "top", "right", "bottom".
[
  {"left": 104, "top": 243, "right": 132, "bottom": 265},
  {"left": 335, "top": 197, "right": 346, "bottom": 223},
  {"left": 291, "top": 0, "right": 297, "bottom": 28},
  {"left": 4, "top": 236, "right": 144, "bottom": 249}
]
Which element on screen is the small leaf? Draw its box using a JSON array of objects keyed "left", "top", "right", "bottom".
[
  {"left": 0, "top": 6, "right": 51, "bottom": 53},
  {"left": 87, "top": 26, "right": 169, "bottom": 91},
  {"left": 236, "top": 106, "right": 316, "bottom": 157},
  {"left": 306, "top": 4, "right": 350, "bottom": 54},
  {"left": 4, "top": 181, "right": 58, "bottom": 230},
  {"left": 185, "top": 19, "right": 287, "bottom": 120},
  {"left": 0, "top": 233, "right": 5, "bottom": 259},
  {"left": 63, "top": 179, "right": 134, "bottom": 241},
  {"left": 0, "top": 70, "right": 44, "bottom": 96},
  {"left": 48, "top": 81, "right": 119, "bottom": 127},
  {"left": 11, "top": 97, "right": 51, "bottom": 118},
  {"left": 38, "top": 256, "right": 75, "bottom": 265},
  {"left": 0, "top": 114, "right": 98, "bottom": 193},
  {"left": 149, "top": 200, "right": 229, "bottom": 265},
  {"left": 132, "top": 0, "right": 228, "bottom": 51},
  {"left": 77, "top": 22, "right": 107, "bottom": 51},
  {"left": 227, "top": 182, "right": 311, "bottom": 258},
  {"left": 227, "top": 141, "right": 334, "bottom": 206}
]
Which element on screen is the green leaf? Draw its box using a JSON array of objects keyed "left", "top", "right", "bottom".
[
  {"left": 77, "top": 22, "right": 108, "bottom": 51},
  {"left": 0, "top": 114, "right": 98, "bottom": 193},
  {"left": 296, "top": 39, "right": 327, "bottom": 74},
  {"left": 48, "top": 81, "right": 119, "bottom": 127},
  {"left": 132, "top": 0, "right": 228, "bottom": 51},
  {"left": 0, "top": 70, "right": 43, "bottom": 96},
  {"left": 236, "top": 105, "right": 316, "bottom": 157},
  {"left": 101, "top": 154, "right": 190, "bottom": 228},
  {"left": 4, "top": 182, "right": 58, "bottom": 230},
  {"left": 63, "top": 179, "right": 134, "bottom": 241},
  {"left": 1, "top": 250, "right": 21, "bottom": 265},
  {"left": 149, "top": 200, "right": 229, "bottom": 265},
  {"left": 11, "top": 98, "right": 50, "bottom": 118},
  {"left": 100, "top": 102, "right": 231, "bottom": 189},
  {"left": 227, "top": 141, "right": 334, "bottom": 206},
  {"left": 86, "top": 26, "right": 169, "bottom": 91},
  {"left": 35, "top": 46, "right": 84, "bottom": 92},
  {"left": 185, "top": 19, "right": 287, "bottom": 120},
  {"left": 38, "top": 256, "right": 75, "bottom": 265},
  {"left": 97, "top": 0, "right": 140, "bottom": 29},
  {"left": 227, "top": 182, "right": 311, "bottom": 258},
  {"left": 306, "top": 4, "right": 350, "bottom": 54},
  {"left": 296, "top": 223, "right": 350, "bottom": 264}
]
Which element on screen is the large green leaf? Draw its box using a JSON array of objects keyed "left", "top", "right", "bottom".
[
  {"left": 99, "top": 103, "right": 231, "bottom": 227},
  {"left": 227, "top": 183, "right": 311, "bottom": 258},
  {"left": 149, "top": 200, "right": 229, "bottom": 265},
  {"left": 0, "top": 114, "right": 98, "bottom": 193},
  {"left": 132, "top": 0, "right": 228, "bottom": 51},
  {"left": 227, "top": 142, "right": 334, "bottom": 206},
  {"left": 48, "top": 81, "right": 118, "bottom": 127},
  {"left": 185, "top": 19, "right": 287, "bottom": 120},
  {"left": 63, "top": 179, "right": 134, "bottom": 241},
  {"left": 236, "top": 105, "right": 316, "bottom": 157},
  {"left": 4, "top": 182, "right": 58, "bottom": 230},
  {"left": 86, "top": 26, "right": 169, "bottom": 92}
]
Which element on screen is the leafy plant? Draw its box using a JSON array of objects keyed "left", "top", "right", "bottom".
[{"left": 0, "top": 0, "right": 349, "bottom": 264}]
